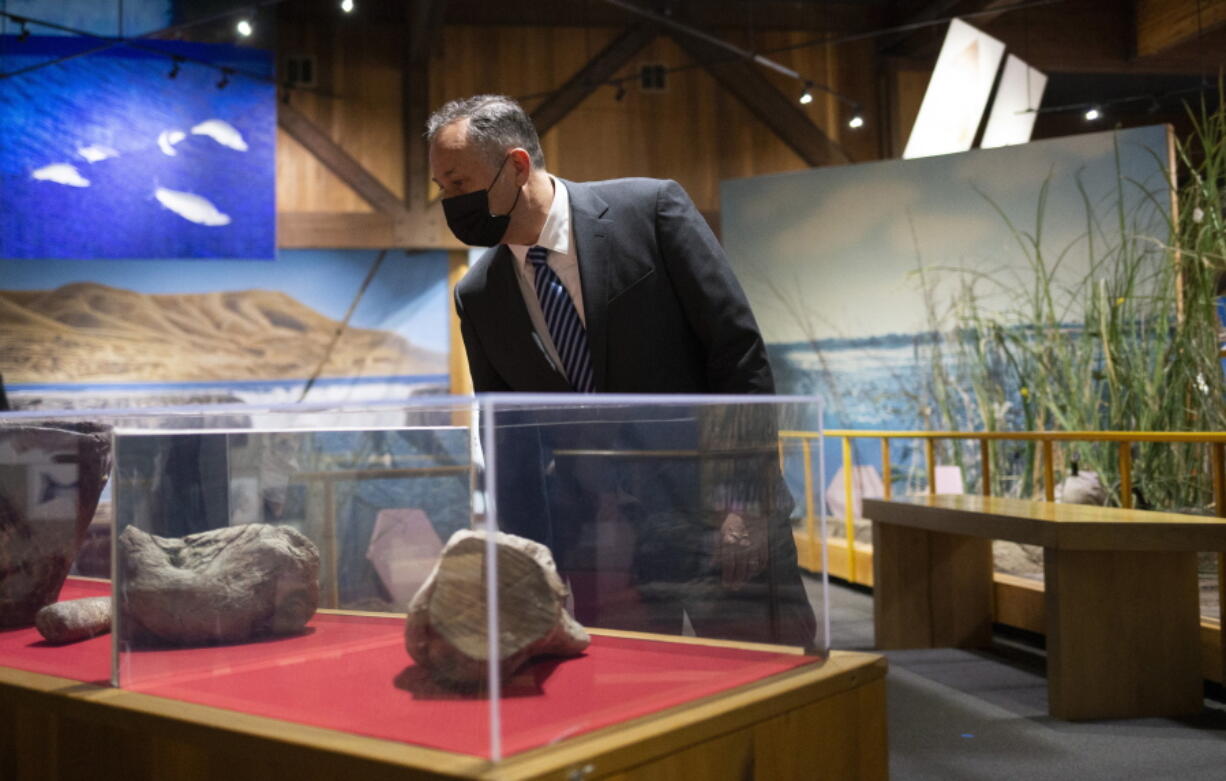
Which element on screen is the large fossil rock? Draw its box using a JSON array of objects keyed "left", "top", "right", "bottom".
[
  {"left": 405, "top": 530, "right": 590, "bottom": 687},
  {"left": 0, "top": 422, "right": 112, "bottom": 627},
  {"left": 118, "top": 524, "right": 319, "bottom": 646}
]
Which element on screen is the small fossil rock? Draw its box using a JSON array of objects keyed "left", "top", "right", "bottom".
[
  {"left": 35, "top": 596, "right": 112, "bottom": 644},
  {"left": 119, "top": 523, "right": 319, "bottom": 646},
  {"left": 405, "top": 529, "right": 590, "bottom": 687}
]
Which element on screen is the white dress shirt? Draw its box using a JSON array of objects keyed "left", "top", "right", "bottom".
[{"left": 507, "top": 176, "right": 585, "bottom": 379}]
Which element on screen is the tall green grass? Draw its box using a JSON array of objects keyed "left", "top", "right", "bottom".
[{"left": 917, "top": 99, "right": 1226, "bottom": 511}]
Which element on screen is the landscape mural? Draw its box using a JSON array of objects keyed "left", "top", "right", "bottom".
[
  {"left": 0, "top": 250, "right": 450, "bottom": 409},
  {"left": 722, "top": 125, "right": 1174, "bottom": 495}
]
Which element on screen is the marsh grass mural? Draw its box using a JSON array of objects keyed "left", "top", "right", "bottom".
[{"left": 723, "top": 118, "right": 1226, "bottom": 515}]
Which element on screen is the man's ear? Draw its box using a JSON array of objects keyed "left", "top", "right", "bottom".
[{"left": 508, "top": 148, "right": 532, "bottom": 184}]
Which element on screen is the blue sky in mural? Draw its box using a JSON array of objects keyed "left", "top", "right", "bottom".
[
  {"left": 0, "top": 35, "right": 274, "bottom": 259},
  {"left": 723, "top": 126, "right": 1171, "bottom": 343}
]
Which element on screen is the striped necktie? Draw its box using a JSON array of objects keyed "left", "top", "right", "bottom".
[{"left": 527, "top": 246, "right": 595, "bottom": 392}]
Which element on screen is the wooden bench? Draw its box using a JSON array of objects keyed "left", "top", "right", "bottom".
[{"left": 862, "top": 494, "right": 1226, "bottom": 720}]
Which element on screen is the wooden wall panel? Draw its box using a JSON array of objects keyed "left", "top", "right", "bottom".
[
  {"left": 277, "top": 18, "right": 406, "bottom": 213},
  {"left": 429, "top": 26, "right": 881, "bottom": 215}
]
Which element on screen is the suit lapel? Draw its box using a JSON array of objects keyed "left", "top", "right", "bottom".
[{"left": 565, "top": 180, "right": 612, "bottom": 390}]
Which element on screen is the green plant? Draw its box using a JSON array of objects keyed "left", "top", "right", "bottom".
[{"left": 917, "top": 97, "right": 1226, "bottom": 512}]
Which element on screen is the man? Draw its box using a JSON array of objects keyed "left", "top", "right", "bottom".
[{"left": 428, "top": 95, "right": 815, "bottom": 647}]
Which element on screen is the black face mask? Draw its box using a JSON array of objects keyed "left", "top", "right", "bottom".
[{"left": 441, "top": 156, "right": 522, "bottom": 247}]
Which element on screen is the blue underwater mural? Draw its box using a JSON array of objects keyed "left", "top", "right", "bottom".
[{"left": 1, "top": 35, "right": 274, "bottom": 259}]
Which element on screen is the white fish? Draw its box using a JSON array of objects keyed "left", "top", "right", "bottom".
[
  {"left": 190, "top": 119, "right": 248, "bottom": 152},
  {"left": 154, "top": 186, "right": 231, "bottom": 226},
  {"left": 77, "top": 144, "right": 119, "bottom": 163},
  {"left": 31, "top": 163, "right": 90, "bottom": 187},
  {"left": 157, "top": 130, "right": 187, "bottom": 156}
]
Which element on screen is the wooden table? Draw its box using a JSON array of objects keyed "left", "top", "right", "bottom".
[
  {"left": 0, "top": 638, "right": 887, "bottom": 781},
  {"left": 863, "top": 494, "right": 1226, "bottom": 720}
]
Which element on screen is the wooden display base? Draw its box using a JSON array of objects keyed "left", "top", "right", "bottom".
[
  {"left": 866, "top": 494, "right": 1226, "bottom": 720},
  {"left": 0, "top": 636, "right": 887, "bottom": 781}
]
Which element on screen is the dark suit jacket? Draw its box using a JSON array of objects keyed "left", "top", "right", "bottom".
[{"left": 454, "top": 177, "right": 773, "bottom": 394}]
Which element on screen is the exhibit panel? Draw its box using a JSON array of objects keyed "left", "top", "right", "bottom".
[
  {"left": 480, "top": 395, "right": 829, "bottom": 756},
  {"left": 0, "top": 394, "right": 833, "bottom": 766}
]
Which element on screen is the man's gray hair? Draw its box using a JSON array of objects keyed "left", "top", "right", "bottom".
[{"left": 426, "top": 95, "right": 546, "bottom": 170}]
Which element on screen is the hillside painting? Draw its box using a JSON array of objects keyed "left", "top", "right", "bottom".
[{"left": 0, "top": 250, "right": 449, "bottom": 409}]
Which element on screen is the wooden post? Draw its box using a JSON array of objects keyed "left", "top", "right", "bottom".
[
  {"left": 925, "top": 439, "right": 936, "bottom": 496},
  {"left": 1213, "top": 442, "right": 1226, "bottom": 689},
  {"left": 803, "top": 439, "right": 817, "bottom": 565},
  {"left": 1119, "top": 442, "right": 1133, "bottom": 509},
  {"left": 880, "top": 437, "right": 891, "bottom": 500},
  {"left": 980, "top": 438, "right": 991, "bottom": 497},
  {"left": 1043, "top": 440, "right": 1055, "bottom": 502},
  {"left": 842, "top": 437, "right": 857, "bottom": 583},
  {"left": 448, "top": 250, "right": 472, "bottom": 397}
]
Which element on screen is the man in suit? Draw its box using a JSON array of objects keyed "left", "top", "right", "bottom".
[{"left": 428, "top": 95, "right": 815, "bottom": 647}]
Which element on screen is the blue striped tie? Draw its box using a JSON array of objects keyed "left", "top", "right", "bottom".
[{"left": 528, "top": 246, "right": 595, "bottom": 392}]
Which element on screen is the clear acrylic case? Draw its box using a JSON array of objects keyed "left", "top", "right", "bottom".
[{"left": 3, "top": 394, "right": 826, "bottom": 762}]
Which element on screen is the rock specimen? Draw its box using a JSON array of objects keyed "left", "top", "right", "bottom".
[
  {"left": 118, "top": 523, "right": 319, "bottom": 646},
  {"left": 405, "top": 530, "right": 590, "bottom": 687},
  {"left": 35, "top": 596, "right": 112, "bottom": 644},
  {"left": 0, "top": 422, "right": 112, "bottom": 627}
]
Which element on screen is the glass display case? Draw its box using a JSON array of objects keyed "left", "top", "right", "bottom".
[{"left": 1, "top": 394, "right": 832, "bottom": 766}]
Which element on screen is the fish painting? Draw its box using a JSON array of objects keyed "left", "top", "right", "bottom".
[
  {"left": 190, "top": 119, "right": 248, "bottom": 152},
  {"left": 31, "top": 163, "right": 90, "bottom": 187},
  {"left": 154, "top": 186, "right": 231, "bottom": 226},
  {"left": 156, "top": 130, "right": 186, "bottom": 156},
  {"left": 77, "top": 145, "right": 119, "bottom": 163},
  {"left": 1, "top": 36, "right": 274, "bottom": 258}
]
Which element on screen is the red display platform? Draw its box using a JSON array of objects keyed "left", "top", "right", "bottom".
[
  {"left": 0, "top": 577, "right": 111, "bottom": 684},
  {"left": 0, "top": 578, "right": 817, "bottom": 758}
]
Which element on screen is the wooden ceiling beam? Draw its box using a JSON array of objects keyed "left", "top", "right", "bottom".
[
  {"left": 1136, "top": 0, "right": 1226, "bottom": 57},
  {"left": 405, "top": 0, "right": 449, "bottom": 209},
  {"left": 530, "top": 22, "right": 658, "bottom": 135},
  {"left": 668, "top": 31, "right": 852, "bottom": 167},
  {"left": 278, "top": 103, "right": 409, "bottom": 218},
  {"left": 878, "top": 0, "right": 1018, "bottom": 58},
  {"left": 440, "top": 0, "right": 882, "bottom": 31}
]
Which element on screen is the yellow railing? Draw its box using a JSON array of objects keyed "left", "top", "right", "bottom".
[{"left": 780, "top": 429, "right": 1226, "bottom": 588}]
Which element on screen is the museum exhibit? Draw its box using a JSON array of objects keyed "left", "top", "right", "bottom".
[{"left": 2, "top": 1, "right": 1226, "bottom": 779}]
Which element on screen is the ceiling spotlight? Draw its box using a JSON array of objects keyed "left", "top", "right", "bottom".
[
  {"left": 236, "top": 19, "right": 253, "bottom": 37},
  {"left": 216, "top": 68, "right": 232, "bottom": 89},
  {"left": 1084, "top": 106, "right": 1101, "bottom": 121},
  {"left": 340, "top": 0, "right": 355, "bottom": 12},
  {"left": 799, "top": 81, "right": 814, "bottom": 105},
  {"left": 614, "top": 83, "right": 627, "bottom": 101},
  {"left": 17, "top": 18, "right": 30, "bottom": 41},
  {"left": 848, "top": 113, "right": 865, "bottom": 130},
  {"left": 167, "top": 57, "right": 182, "bottom": 79}
]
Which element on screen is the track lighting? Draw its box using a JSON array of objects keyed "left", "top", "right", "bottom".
[
  {"left": 216, "top": 68, "right": 232, "bottom": 89},
  {"left": 168, "top": 56, "right": 182, "bottom": 79},
  {"left": 1084, "top": 106, "right": 1101, "bottom": 121},
  {"left": 799, "top": 81, "right": 814, "bottom": 105},
  {"left": 848, "top": 113, "right": 865, "bottom": 130},
  {"left": 236, "top": 19, "right": 253, "bottom": 37},
  {"left": 16, "top": 17, "right": 30, "bottom": 41},
  {"left": 614, "top": 83, "right": 626, "bottom": 101}
]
